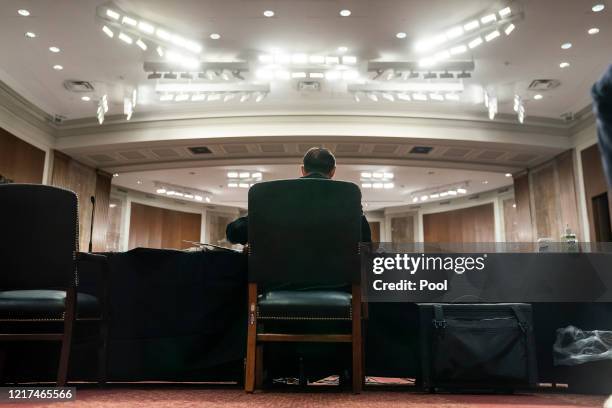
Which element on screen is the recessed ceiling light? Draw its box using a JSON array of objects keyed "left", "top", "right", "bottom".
[
  {"left": 561, "top": 42, "right": 572, "bottom": 49},
  {"left": 559, "top": 62, "right": 570, "bottom": 68},
  {"left": 24, "top": 32, "right": 36, "bottom": 38},
  {"left": 263, "top": 10, "right": 274, "bottom": 17},
  {"left": 592, "top": 4, "right": 605, "bottom": 12},
  {"left": 505, "top": 173, "right": 512, "bottom": 177},
  {"left": 396, "top": 32, "right": 407, "bottom": 39},
  {"left": 17, "top": 9, "right": 30, "bottom": 16},
  {"left": 53, "top": 65, "right": 63, "bottom": 70},
  {"left": 482, "top": 180, "right": 489, "bottom": 184},
  {"left": 81, "top": 96, "right": 91, "bottom": 101},
  {"left": 588, "top": 27, "right": 600, "bottom": 35},
  {"left": 338, "top": 46, "right": 348, "bottom": 53},
  {"left": 339, "top": 9, "right": 351, "bottom": 17},
  {"left": 210, "top": 33, "right": 221, "bottom": 40},
  {"left": 533, "top": 94, "right": 543, "bottom": 100},
  {"left": 49, "top": 46, "right": 60, "bottom": 53}
]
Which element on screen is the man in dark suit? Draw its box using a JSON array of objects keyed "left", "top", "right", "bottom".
[{"left": 226, "top": 147, "right": 372, "bottom": 244}]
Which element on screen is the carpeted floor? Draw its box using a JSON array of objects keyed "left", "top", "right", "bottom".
[{"left": 2, "top": 388, "right": 607, "bottom": 408}]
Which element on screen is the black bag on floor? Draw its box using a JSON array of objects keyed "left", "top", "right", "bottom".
[{"left": 418, "top": 303, "right": 537, "bottom": 392}]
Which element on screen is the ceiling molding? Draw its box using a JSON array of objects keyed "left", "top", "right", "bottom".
[{"left": 0, "top": 80, "right": 58, "bottom": 137}]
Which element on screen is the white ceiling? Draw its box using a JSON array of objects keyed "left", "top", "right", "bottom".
[
  {"left": 0, "top": 0, "right": 611, "bottom": 123},
  {"left": 113, "top": 163, "right": 511, "bottom": 210}
]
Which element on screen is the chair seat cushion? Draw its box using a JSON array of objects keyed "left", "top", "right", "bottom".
[
  {"left": 258, "top": 290, "right": 352, "bottom": 320},
  {"left": 0, "top": 290, "right": 100, "bottom": 320}
]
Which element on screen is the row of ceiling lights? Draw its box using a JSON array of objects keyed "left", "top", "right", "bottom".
[
  {"left": 159, "top": 91, "right": 267, "bottom": 103},
  {"left": 261, "top": 9, "right": 353, "bottom": 18},
  {"left": 556, "top": 3, "right": 604, "bottom": 71},
  {"left": 354, "top": 91, "right": 461, "bottom": 103},
  {"left": 18, "top": 9, "right": 64, "bottom": 71}
]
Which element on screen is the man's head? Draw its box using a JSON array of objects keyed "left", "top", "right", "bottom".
[{"left": 301, "top": 147, "right": 336, "bottom": 178}]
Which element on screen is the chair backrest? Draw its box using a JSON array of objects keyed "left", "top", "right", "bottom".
[
  {"left": 248, "top": 178, "right": 362, "bottom": 286},
  {"left": 0, "top": 184, "right": 78, "bottom": 289}
]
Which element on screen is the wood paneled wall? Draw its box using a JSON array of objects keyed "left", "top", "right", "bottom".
[
  {"left": 128, "top": 202, "right": 201, "bottom": 250},
  {"left": 513, "top": 173, "right": 534, "bottom": 242},
  {"left": 513, "top": 150, "right": 581, "bottom": 241},
  {"left": 0, "top": 126, "right": 45, "bottom": 183},
  {"left": 503, "top": 198, "right": 520, "bottom": 242},
  {"left": 50, "top": 150, "right": 112, "bottom": 251},
  {"left": 581, "top": 144, "right": 611, "bottom": 242},
  {"left": 390, "top": 214, "right": 415, "bottom": 243},
  {"left": 423, "top": 203, "right": 495, "bottom": 243}
]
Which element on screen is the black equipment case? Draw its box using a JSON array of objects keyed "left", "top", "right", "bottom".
[{"left": 417, "top": 303, "right": 538, "bottom": 392}]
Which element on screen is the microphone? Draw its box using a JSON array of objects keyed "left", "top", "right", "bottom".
[{"left": 88, "top": 196, "right": 96, "bottom": 253}]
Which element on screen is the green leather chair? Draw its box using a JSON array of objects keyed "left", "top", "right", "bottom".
[
  {"left": 245, "top": 178, "right": 364, "bottom": 393},
  {"left": 0, "top": 184, "right": 109, "bottom": 386}
]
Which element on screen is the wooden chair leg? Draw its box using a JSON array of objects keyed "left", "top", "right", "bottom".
[
  {"left": 245, "top": 283, "right": 258, "bottom": 393},
  {"left": 57, "top": 288, "right": 76, "bottom": 386},
  {"left": 351, "top": 284, "right": 363, "bottom": 394}
]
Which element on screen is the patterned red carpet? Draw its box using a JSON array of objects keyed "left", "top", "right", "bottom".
[{"left": 2, "top": 388, "right": 607, "bottom": 408}]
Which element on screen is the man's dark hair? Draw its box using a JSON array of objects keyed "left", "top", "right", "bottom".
[{"left": 303, "top": 147, "right": 336, "bottom": 175}]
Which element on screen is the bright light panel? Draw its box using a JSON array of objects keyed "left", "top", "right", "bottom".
[
  {"left": 485, "top": 30, "right": 500, "bottom": 42},
  {"left": 118, "top": 32, "right": 133, "bottom": 44},
  {"left": 138, "top": 21, "right": 155, "bottom": 34},
  {"left": 468, "top": 37, "right": 483, "bottom": 48},
  {"left": 464, "top": 20, "right": 480, "bottom": 31},
  {"left": 106, "top": 9, "right": 120, "bottom": 20},
  {"left": 122, "top": 16, "right": 137, "bottom": 26},
  {"left": 136, "top": 39, "right": 147, "bottom": 50},
  {"left": 481, "top": 13, "right": 497, "bottom": 24},
  {"left": 102, "top": 25, "right": 114, "bottom": 38}
]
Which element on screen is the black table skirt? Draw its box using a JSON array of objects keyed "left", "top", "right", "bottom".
[{"left": 3, "top": 248, "right": 612, "bottom": 392}]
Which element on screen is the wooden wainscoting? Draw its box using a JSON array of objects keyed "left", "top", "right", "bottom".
[
  {"left": 128, "top": 202, "right": 201, "bottom": 250},
  {"left": 50, "top": 150, "right": 112, "bottom": 251},
  {"left": 0, "top": 126, "right": 45, "bottom": 183},
  {"left": 390, "top": 214, "right": 415, "bottom": 243},
  {"left": 581, "top": 144, "right": 612, "bottom": 242},
  {"left": 512, "top": 150, "right": 581, "bottom": 242},
  {"left": 423, "top": 203, "right": 495, "bottom": 243}
]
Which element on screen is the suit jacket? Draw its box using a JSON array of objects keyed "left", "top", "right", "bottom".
[{"left": 226, "top": 173, "right": 372, "bottom": 244}]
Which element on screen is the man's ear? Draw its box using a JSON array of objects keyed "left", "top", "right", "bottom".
[
  {"left": 328, "top": 167, "right": 336, "bottom": 178},
  {"left": 301, "top": 165, "right": 307, "bottom": 176}
]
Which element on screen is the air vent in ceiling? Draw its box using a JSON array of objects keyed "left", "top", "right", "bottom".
[
  {"left": 409, "top": 146, "right": 433, "bottom": 154},
  {"left": 63, "top": 80, "right": 95, "bottom": 93},
  {"left": 188, "top": 146, "right": 213, "bottom": 155},
  {"left": 298, "top": 81, "right": 321, "bottom": 92},
  {"left": 527, "top": 79, "right": 560, "bottom": 91}
]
